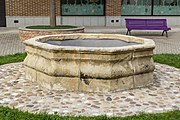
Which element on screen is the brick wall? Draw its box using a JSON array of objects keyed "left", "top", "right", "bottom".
[
  {"left": 5, "top": 0, "right": 122, "bottom": 17},
  {"left": 106, "top": 0, "right": 121, "bottom": 16},
  {"left": 6, "top": 0, "right": 60, "bottom": 16}
]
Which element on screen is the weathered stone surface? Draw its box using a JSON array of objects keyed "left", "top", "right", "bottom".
[
  {"left": 36, "top": 71, "right": 79, "bottom": 91},
  {"left": 132, "top": 57, "right": 155, "bottom": 74},
  {"left": 24, "top": 34, "right": 155, "bottom": 93},
  {"left": 78, "top": 78, "right": 111, "bottom": 93},
  {"left": 25, "top": 66, "right": 37, "bottom": 82},
  {"left": 110, "top": 76, "right": 134, "bottom": 92},
  {"left": 134, "top": 72, "right": 154, "bottom": 88}
]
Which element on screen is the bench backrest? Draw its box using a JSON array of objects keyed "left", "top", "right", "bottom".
[{"left": 125, "top": 18, "right": 168, "bottom": 29}]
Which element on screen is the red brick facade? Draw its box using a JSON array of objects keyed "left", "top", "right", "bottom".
[
  {"left": 5, "top": 0, "right": 121, "bottom": 16},
  {"left": 106, "top": 0, "right": 121, "bottom": 16},
  {"left": 6, "top": 0, "right": 60, "bottom": 16}
]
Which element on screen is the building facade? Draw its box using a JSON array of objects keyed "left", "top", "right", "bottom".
[{"left": 0, "top": 0, "right": 180, "bottom": 27}]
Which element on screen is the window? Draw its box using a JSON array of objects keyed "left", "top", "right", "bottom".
[
  {"left": 154, "top": 0, "right": 180, "bottom": 15},
  {"left": 121, "top": 0, "right": 180, "bottom": 15},
  {"left": 121, "top": 0, "right": 152, "bottom": 15},
  {"left": 61, "top": 0, "right": 105, "bottom": 16}
]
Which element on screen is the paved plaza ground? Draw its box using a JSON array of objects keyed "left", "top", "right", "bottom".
[
  {"left": 0, "top": 28, "right": 24, "bottom": 56},
  {"left": 0, "top": 27, "right": 179, "bottom": 116},
  {"left": 0, "top": 26, "right": 180, "bottom": 56}
]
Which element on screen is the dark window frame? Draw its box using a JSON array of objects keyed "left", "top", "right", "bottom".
[
  {"left": 121, "top": 0, "right": 180, "bottom": 16},
  {"left": 60, "top": 0, "right": 106, "bottom": 16}
]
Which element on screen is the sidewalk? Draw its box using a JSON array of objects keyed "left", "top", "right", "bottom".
[
  {"left": 0, "top": 28, "right": 24, "bottom": 56},
  {"left": 0, "top": 26, "right": 180, "bottom": 56}
]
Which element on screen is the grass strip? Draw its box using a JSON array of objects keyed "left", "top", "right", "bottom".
[
  {"left": 0, "top": 53, "right": 26, "bottom": 66},
  {"left": 153, "top": 54, "right": 180, "bottom": 68},
  {"left": 26, "top": 25, "right": 78, "bottom": 29},
  {"left": 0, "top": 106, "right": 179, "bottom": 120}
]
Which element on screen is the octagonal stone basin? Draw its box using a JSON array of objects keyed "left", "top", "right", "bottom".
[{"left": 24, "top": 34, "right": 155, "bottom": 93}]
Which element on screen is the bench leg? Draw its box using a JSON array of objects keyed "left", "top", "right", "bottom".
[
  {"left": 165, "top": 31, "right": 168, "bottom": 37},
  {"left": 126, "top": 30, "right": 131, "bottom": 35},
  {"left": 126, "top": 30, "right": 129, "bottom": 35},
  {"left": 162, "top": 30, "right": 168, "bottom": 37},
  {"left": 162, "top": 30, "right": 165, "bottom": 36}
]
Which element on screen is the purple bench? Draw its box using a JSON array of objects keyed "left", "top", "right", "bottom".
[{"left": 125, "top": 18, "right": 171, "bottom": 37}]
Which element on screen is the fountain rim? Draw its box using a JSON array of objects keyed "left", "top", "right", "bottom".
[
  {"left": 23, "top": 33, "right": 155, "bottom": 53},
  {"left": 19, "top": 26, "right": 85, "bottom": 32}
]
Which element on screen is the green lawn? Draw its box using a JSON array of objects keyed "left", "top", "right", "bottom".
[
  {"left": 153, "top": 54, "right": 180, "bottom": 68},
  {"left": 0, "top": 53, "right": 179, "bottom": 119},
  {"left": 0, "top": 53, "right": 26, "bottom": 66},
  {"left": 26, "top": 25, "right": 78, "bottom": 29},
  {"left": 0, "top": 106, "right": 179, "bottom": 120}
]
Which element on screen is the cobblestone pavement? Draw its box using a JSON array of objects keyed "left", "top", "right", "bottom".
[{"left": 0, "top": 63, "right": 179, "bottom": 116}]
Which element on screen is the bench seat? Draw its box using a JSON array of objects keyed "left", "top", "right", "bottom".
[
  {"left": 125, "top": 18, "right": 171, "bottom": 37},
  {"left": 127, "top": 27, "right": 171, "bottom": 31}
]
